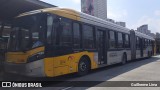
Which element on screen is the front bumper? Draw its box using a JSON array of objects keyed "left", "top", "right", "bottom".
[{"left": 4, "top": 59, "right": 45, "bottom": 77}]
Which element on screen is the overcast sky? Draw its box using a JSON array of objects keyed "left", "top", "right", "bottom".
[{"left": 41, "top": 0, "right": 160, "bottom": 33}]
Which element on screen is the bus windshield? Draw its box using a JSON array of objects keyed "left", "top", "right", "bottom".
[{"left": 8, "top": 14, "right": 46, "bottom": 51}]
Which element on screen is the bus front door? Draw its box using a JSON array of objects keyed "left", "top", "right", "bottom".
[{"left": 97, "top": 30, "right": 107, "bottom": 65}]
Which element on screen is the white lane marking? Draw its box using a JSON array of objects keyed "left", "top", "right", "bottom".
[{"left": 61, "top": 87, "right": 73, "bottom": 90}]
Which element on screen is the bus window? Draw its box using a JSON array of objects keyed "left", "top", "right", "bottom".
[
  {"left": 60, "top": 18, "right": 72, "bottom": 47},
  {"left": 117, "top": 32, "right": 123, "bottom": 48},
  {"left": 47, "top": 15, "right": 54, "bottom": 44},
  {"left": 136, "top": 37, "right": 140, "bottom": 49},
  {"left": 20, "top": 29, "right": 30, "bottom": 49},
  {"left": 125, "top": 34, "right": 130, "bottom": 48},
  {"left": 83, "top": 25, "right": 94, "bottom": 49},
  {"left": 8, "top": 14, "right": 46, "bottom": 51},
  {"left": 149, "top": 40, "right": 152, "bottom": 46},
  {"left": 109, "top": 31, "right": 116, "bottom": 49},
  {"left": 73, "top": 23, "right": 81, "bottom": 49},
  {"left": 148, "top": 40, "right": 150, "bottom": 46},
  {"left": 146, "top": 39, "right": 148, "bottom": 47},
  {"left": 145, "top": 39, "right": 148, "bottom": 48},
  {"left": 143, "top": 39, "right": 146, "bottom": 49}
]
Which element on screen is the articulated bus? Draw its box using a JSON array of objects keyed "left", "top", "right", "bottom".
[{"left": 4, "top": 8, "right": 155, "bottom": 77}]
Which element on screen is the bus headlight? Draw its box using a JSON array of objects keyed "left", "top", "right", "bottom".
[{"left": 27, "top": 52, "right": 44, "bottom": 63}]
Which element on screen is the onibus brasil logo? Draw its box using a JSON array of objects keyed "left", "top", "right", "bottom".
[{"left": 2, "top": 82, "right": 42, "bottom": 87}]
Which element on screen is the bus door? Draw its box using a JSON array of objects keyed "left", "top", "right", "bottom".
[
  {"left": 140, "top": 38, "right": 144, "bottom": 57},
  {"left": 97, "top": 30, "right": 107, "bottom": 65}
]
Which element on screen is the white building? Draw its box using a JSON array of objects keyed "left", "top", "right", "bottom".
[
  {"left": 137, "top": 25, "right": 148, "bottom": 34},
  {"left": 150, "top": 33, "right": 156, "bottom": 38},
  {"left": 136, "top": 24, "right": 157, "bottom": 38},
  {"left": 137, "top": 25, "right": 151, "bottom": 35},
  {"left": 156, "top": 33, "right": 160, "bottom": 38},
  {"left": 116, "top": 22, "right": 126, "bottom": 27},
  {"left": 81, "top": 0, "right": 107, "bottom": 20},
  {"left": 107, "top": 18, "right": 115, "bottom": 23}
]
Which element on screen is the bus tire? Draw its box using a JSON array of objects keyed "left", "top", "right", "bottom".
[
  {"left": 78, "top": 56, "right": 91, "bottom": 76},
  {"left": 121, "top": 53, "right": 127, "bottom": 65}
]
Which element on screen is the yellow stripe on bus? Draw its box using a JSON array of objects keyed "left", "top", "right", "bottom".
[
  {"left": 45, "top": 8, "right": 80, "bottom": 21},
  {"left": 6, "top": 47, "right": 44, "bottom": 63}
]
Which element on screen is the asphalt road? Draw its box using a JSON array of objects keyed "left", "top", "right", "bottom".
[{"left": 1, "top": 55, "right": 160, "bottom": 90}]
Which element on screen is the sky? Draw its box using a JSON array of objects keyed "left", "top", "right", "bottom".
[{"left": 40, "top": 0, "right": 160, "bottom": 33}]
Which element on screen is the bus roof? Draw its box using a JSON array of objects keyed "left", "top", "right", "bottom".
[
  {"left": 17, "top": 7, "right": 79, "bottom": 19},
  {"left": 17, "top": 7, "right": 131, "bottom": 33},
  {"left": 135, "top": 31, "right": 155, "bottom": 40},
  {"left": 17, "top": 7, "right": 155, "bottom": 40}
]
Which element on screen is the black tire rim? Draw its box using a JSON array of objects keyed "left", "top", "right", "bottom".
[{"left": 79, "top": 61, "right": 87, "bottom": 72}]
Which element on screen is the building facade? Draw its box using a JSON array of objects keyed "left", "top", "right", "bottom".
[
  {"left": 137, "top": 25, "right": 149, "bottom": 34},
  {"left": 150, "top": 33, "right": 156, "bottom": 38},
  {"left": 156, "top": 33, "right": 160, "bottom": 38},
  {"left": 115, "top": 22, "right": 126, "bottom": 27},
  {"left": 136, "top": 24, "right": 154, "bottom": 37},
  {"left": 107, "top": 18, "right": 115, "bottom": 23},
  {"left": 81, "top": 0, "right": 107, "bottom": 20}
]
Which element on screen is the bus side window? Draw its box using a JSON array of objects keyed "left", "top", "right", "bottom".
[
  {"left": 128, "top": 35, "right": 131, "bottom": 48},
  {"left": 47, "top": 15, "right": 54, "bottom": 44},
  {"left": 73, "top": 23, "right": 81, "bottom": 49},
  {"left": 60, "top": 18, "right": 72, "bottom": 47},
  {"left": 148, "top": 40, "right": 149, "bottom": 46},
  {"left": 83, "top": 25, "right": 94, "bottom": 49},
  {"left": 146, "top": 39, "right": 148, "bottom": 47},
  {"left": 145, "top": 39, "right": 147, "bottom": 48},
  {"left": 125, "top": 34, "right": 130, "bottom": 48},
  {"left": 117, "top": 32, "right": 123, "bottom": 48},
  {"left": 136, "top": 37, "right": 140, "bottom": 49},
  {"left": 143, "top": 39, "right": 146, "bottom": 49},
  {"left": 149, "top": 40, "right": 151, "bottom": 46},
  {"left": 109, "top": 30, "right": 116, "bottom": 49},
  {"left": 148, "top": 40, "right": 150, "bottom": 46}
]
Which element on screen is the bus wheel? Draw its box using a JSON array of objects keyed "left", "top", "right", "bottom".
[
  {"left": 78, "top": 57, "right": 90, "bottom": 76},
  {"left": 122, "top": 53, "right": 127, "bottom": 65}
]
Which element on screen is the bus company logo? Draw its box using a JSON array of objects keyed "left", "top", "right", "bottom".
[
  {"left": 109, "top": 53, "right": 117, "bottom": 57},
  {"left": 2, "top": 82, "right": 11, "bottom": 87},
  {"left": 68, "top": 56, "right": 75, "bottom": 60}
]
